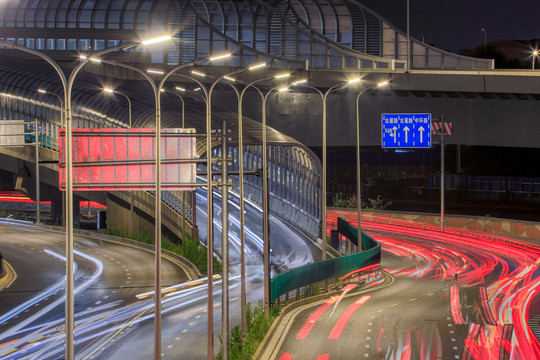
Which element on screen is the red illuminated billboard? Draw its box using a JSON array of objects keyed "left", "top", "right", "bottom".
[{"left": 59, "top": 128, "right": 197, "bottom": 191}]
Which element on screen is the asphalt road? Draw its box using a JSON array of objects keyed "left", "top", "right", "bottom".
[
  {"left": 0, "top": 185, "right": 319, "bottom": 359},
  {"left": 271, "top": 221, "right": 540, "bottom": 360},
  {"left": 0, "top": 221, "right": 190, "bottom": 359}
]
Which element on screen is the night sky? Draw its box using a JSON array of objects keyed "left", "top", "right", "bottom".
[{"left": 359, "top": 0, "right": 540, "bottom": 53}]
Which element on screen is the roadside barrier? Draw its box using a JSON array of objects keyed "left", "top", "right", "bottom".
[{"left": 270, "top": 217, "right": 381, "bottom": 303}]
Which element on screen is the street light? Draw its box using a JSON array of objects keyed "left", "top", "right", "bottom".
[
  {"left": 154, "top": 53, "right": 259, "bottom": 360},
  {"left": 0, "top": 33, "right": 171, "bottom": 360},
  {"left": 533, "top": 50, "right": 538, "bottom": 70},
  {"left": 102, "top": 52, "right": 232, "bottom": 360},
  {"left": 70, "top": 36, "right": 172, "bottom": 360},
  {"left": 291, "top": 77, "right": 361, "bottom": 266},
  {"left": 234, "top": 74, "right": 291, "bottom": 317},
  {"left": 355, "top": 81, "right": 389, "bottom": 247},
  {"left": 36, "top": 88, "right": 65, "bottom": 225},
  {"left": 217, "top": 67, "right": 275, "bottom": 340},
  {"left": 37, "top": 89, "right": 64, "bottom": 126},
  {"left": 161, "top": 89, "right": 185, "bottom": 128},
  {"left": 103, "top": 88, "right": 132, "bottom": 128},
  {"left": 102, "top": 87, "right": 136, "bottom": 237}
]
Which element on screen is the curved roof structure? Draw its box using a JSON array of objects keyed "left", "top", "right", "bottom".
[{"left": 0, "top": 0, "right": 492, "bottom": 71}]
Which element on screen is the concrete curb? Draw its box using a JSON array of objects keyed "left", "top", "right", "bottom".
[
  {"left": 0, "top": 219, "right": 202, "bottom": 280},
  {"left": 253, "top": 270, "right": 395, "bottom": 360}
]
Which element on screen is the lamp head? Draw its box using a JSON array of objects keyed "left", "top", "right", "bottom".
[
  {"left": 275, "top": 73, "right": 290, "bottom": 79},
  {"left": 292, "top": 79, "right": 307, "bottom": 86},
  {"left": 141, "top": 35, "right": 172, "bottom": 46},
  {"left": 249, "top": 63, "right": 266, "bottom": 70},
  {"left": 209, "top": 53, "right": 231, "bottom": 61}
]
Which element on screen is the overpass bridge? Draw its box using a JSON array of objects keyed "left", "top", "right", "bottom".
[{"left": 0, "top": 0, "right": 539, "bottom": 238}]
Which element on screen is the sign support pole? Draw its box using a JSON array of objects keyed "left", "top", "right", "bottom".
[
  {"left": 440, "top": 116, "right": 445, "bottom": 233},
  {"left": 34, "top": 119, "right": 40, "bottom": 224},
  {"left": 221, "top": 119, "right": 230, "bottom": 360}
]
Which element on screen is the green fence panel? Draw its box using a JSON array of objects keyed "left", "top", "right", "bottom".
[{"left": 270, "top": 217, "right": 381, "bottom": 302}]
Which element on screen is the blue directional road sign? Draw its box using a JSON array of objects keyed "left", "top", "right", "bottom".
[{"left": 381, "top": 113, "right": 431, "bottom": 148}]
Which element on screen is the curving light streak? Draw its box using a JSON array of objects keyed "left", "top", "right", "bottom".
[
  {"left": 0, "top": 250, "right": 77, "bottom": 327},
  {"left": 195, "top": 188, "right": 264, "bottom": 252},
  {"left": 0, "top": 249, "right": 104, "bottom": 358}
]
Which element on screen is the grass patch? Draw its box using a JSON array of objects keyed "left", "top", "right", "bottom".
[
  {"left": 219, "top": 301, "right": 281, "bottom": 360},
  {"left": 101, "top": 228, "right": 221, "bottom": 274}
]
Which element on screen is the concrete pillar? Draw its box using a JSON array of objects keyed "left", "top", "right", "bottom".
[
  {"left": 51, "top": 199, "right": 63, "bottom": 226},
  {"left": 73, "top": 195, "right": 81, "bottom": 226}
]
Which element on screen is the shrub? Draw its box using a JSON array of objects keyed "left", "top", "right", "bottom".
[{"left": 219, "top": 301, "right": 281, "bottom": 360}]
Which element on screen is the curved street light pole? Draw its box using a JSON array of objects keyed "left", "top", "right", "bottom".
[
  {"left": 229, "top": 74, "right": 272, "bottom": 337},
  {"left": 0, "top": 39, "right": 141, "bottom": 359},
  {"left": 292, "top": 80, "right": 352, "bottom": 262},
  {"left": 115, "top": 91, "right": 132, "bottom": 128},
  {"left": 237, "top": 76, "right": 288, "bottom": 315},
  {"left": 354, "top": 81, "right": 389, "bottom": 248},
  {"left": 162, "top": 89, "right": 185, "bottom": 128},
  {"left": 38, "top": 90, "right": 64, "bottom": 224},
  {"left": 160, "top": 60, "right": 253, "bottom": 360},
  {"left": 38, "top": 89, "right": 64, "bottom": 127}
]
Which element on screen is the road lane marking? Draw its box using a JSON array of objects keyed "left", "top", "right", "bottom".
[
  {"left": 328, "top": 295, "right": 371, "bottom": 340},
  {"left": 296, "top": 296, "right": 339, "bottom": 339},
  {"left": 279, "top": 353, "right": 294, "bottom": 360}
]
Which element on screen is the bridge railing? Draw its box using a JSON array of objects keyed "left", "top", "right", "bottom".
[{"left": 270, "top": 217, "right": 381, "bottom": 303}]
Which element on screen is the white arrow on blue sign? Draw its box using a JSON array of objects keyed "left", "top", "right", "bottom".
[{"left": 381, "top": 113, "right": 432, "bottom": 148}]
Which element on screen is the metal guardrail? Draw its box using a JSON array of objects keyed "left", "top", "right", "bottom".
[
  {"left": 270, "top": 217, "right": 381, "bottom": 303},
  {"left": 148, "top": 190, "right": 193, "bottom": 225}
]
